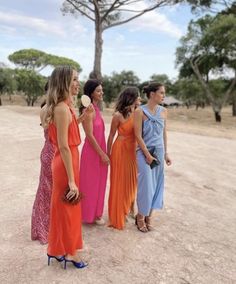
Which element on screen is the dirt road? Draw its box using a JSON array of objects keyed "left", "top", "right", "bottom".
[{"left": 0, "top": 106, "right": 235, "bottom": 284}]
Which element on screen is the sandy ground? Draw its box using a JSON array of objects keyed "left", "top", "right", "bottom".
[{"left": 0, "top": 105, "right": 236, "bottom": 284}]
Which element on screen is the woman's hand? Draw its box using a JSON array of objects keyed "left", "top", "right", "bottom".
[
  {"left": 67, "top": 181, "right": 79, "bottom": 200},
  {"left": 100, "top": 152, "right": 110, "bottom": 165},
  {"left": 165, "top": 153, "right": 172, "bottom": 166},
  {"left": 145, "top": 153, "right": 156, "bottom": 165},
  {"left": 84, "top": 104, "right": 94, "bottom": 114},
  {"left": 77, "top": 105, "right": 94, "bottom": 123}
]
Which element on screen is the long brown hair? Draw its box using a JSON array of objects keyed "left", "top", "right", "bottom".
[
  {"left": 115, "top": 87, "right": 139, "bottom": 118},
  {"left": 44, "top": 66, "right": 73, "bottom": 126}
]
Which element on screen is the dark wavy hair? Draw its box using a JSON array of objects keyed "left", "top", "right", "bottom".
[
  {"left": 83, "top": 79, "right": 101, "bottom": 100},
  {"left": 143, "top": 82, "right": 164, "bottom": 99},
  {"left": 79, "top": 79, "right": 101, "bottom": 113},
  {"left": 115, "top": 87, "right": 139, "bottom": 118}
]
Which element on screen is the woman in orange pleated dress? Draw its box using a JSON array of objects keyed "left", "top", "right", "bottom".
[
  {"left": 44, "top": 66, "right": 90, "bottom": 269},
  {"left": 107, "top": 87, "right": 140, "bottom": 230}
]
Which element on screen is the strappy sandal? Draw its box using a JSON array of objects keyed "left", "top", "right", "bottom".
[
  {"left": 135, "top": 215, "right": 148, "bottom": 233},
  {"left": 145, "top": 216, "right": 155, "bottom": 231}
]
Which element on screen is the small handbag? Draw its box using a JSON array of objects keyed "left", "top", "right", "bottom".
[
  {"left": 62, "top": 186, "right": 84, "bottom": 205},
  {"left": 148, "top": 147, "right": 160, "bottom": 169}
]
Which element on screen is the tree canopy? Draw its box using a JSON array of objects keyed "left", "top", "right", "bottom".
[
  {"left": 8, "top": 49, "right": 82, "bottom": 73},
  {"left": 62, "top": 0, "right": 220, "bottom": 80},
  {"left": 15, "top": 69, "right": 46, "bottom": 106},
  {"left": 176, "top": 8, "right": 236, "bottom": 121}
]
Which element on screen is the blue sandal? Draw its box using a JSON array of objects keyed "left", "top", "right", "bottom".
[
  {"left": 47, "top": 254, "right": 65, "bottom": 265},
  {"left": 64, "top": 258, "right": 88, "bottom": 269}
]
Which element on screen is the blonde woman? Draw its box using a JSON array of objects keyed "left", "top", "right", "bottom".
[{"left": 44, "top": 66, "right": 88, "bottom": 269}]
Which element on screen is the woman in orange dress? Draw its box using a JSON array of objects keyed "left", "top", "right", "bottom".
[
  {"left": 107, "top": 87, "right": 140, "bottom": 230},
  {"left": 44, "top": 66, "right": 88, "bottom": 269}
]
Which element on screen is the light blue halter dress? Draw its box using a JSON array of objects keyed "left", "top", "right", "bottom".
[{"left": 136, "top": 104, "right": 165, "bottom": 216}]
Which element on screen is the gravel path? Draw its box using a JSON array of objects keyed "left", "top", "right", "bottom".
[{"left": 0, "top": 106, "right": 235, "bottom": 284}]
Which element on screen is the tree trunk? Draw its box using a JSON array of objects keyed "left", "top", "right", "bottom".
[
  {"left": 212, "top": 104, "right": 222, "bottom": 123},
  {"left": 26, "top": 97, "right": 30, "bottom": 106},
  {"left": 0, "top": 97, "right": 2, "bottom": 106},
  {"left": 232, "top": 101, "right": 236, "bottom": 116},
  {"left": 214, "top": 111, "right": 221, "bottom": 122},
  {"left": 232, "top": 92, "right": 236, "bottom": 116},
  {"left": 190, "top": 60, "right": 224, "bottom": 123},
  {"left": 31, "top": 96, "right": 37, "bottom": 106},
  {"left": 91, "top": 23, "right": 103, "bottom": 81}
]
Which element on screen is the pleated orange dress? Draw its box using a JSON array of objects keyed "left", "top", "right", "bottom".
[
  {"left": 47, "top": 105, "right": 83, "bottom": 256},
  {"left": 108, "top": 114, "right": 137, "bottom": 230}
]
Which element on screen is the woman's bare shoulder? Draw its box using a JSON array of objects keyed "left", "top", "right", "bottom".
[
  {"left": 160, "top": 106, "right": 168, "bottom": 118},
  {"left": 54, "top": 102, "right": 68, "bottom": 114},
  {"left": 113, "top": 111, "right": 122, "bottom": 119},
  {"left": 134, "top": 106, "right": 143, "bottom": 115},
  {"left": 53, "top": 103, "right": 70, "bottom": 123}
]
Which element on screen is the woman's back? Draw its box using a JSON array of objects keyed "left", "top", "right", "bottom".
[{"left": 109, "top": 113, "right": 137, "bottom": 230}]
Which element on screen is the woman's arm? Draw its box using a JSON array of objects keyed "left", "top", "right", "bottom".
[
  {"left": 162, "top": 108, "right": 172, "bottom": 166},
  {"left": 54, "top": 104, "right": 79, "bottom": 198},
  {"left": 82, "top": 108, "right": 110, "bottom": 165},
  {"left": 77, "top": 105, "right": 93, "bottom": 124},
  {"left": 107, "top": 113, "right": 120, "bottom": 156},
  {"left": 134, "top": 108, "right": 155, "bottom": 165}
]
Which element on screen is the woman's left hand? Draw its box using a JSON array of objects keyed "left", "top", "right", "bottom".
[
  {"left": 101, "top": 152, "right": 110, "bottom": 165},
  {"left": 165, "top": 153, "right": 172, "bottom": 166}
]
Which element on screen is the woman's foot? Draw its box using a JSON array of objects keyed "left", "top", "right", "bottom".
[
  {"left": 64, "top": 254, "right": 88, "bottom": 269},
  {"left": 129, "top": 202, "right": 136, "bottom": 219},
  {"left": 47, "top": 254, "right": 65, "bottom": 266},
  {"left": 129, "top": 210, "right": 136, "bottom": 219},
  {"left": 95, "top": 217, "right": 105, "bottom": 225},
  {"left": 65, "top": 254, "right": 82, "bottom": 262},
  {"left": 135, "top": 214, "right": 148, "bottom": 233},
  {"left": 145, "top": 216, "right": 155, "bottom": 231}
]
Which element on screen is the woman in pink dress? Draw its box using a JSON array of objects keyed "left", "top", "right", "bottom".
[
  {"left": 79, "top": 79, "right": 109, "bottom": 225},
  {"left": 31, "top": 99, "right": 55, "bottom": 244}
]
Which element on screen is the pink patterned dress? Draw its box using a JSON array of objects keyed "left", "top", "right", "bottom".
[
  {"left": 31, "top": 128, "right": 55, "bottom": 244},
  {"left": 80, "top": 104, "right": 108, "bottom": 223}
]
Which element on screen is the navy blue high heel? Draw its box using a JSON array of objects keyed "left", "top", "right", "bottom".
[
  {"left": 64, "top": 258, "right": 88, "bottom": 269},
  {"left": 47, "top": 254, "right": 65, "bottom": 266}
]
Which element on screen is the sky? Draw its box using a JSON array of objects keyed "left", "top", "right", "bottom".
[{"left": 0, "top": 0, "right": 199, "bottom": 82}]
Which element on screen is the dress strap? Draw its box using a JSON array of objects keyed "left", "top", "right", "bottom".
[
  {"left": 67, "top": 105, "right": 77, "bottom": 119},
  {"left": 141, "top": 105, "right": 152, "bottom": 120},
  {"left": 156, "top": 105, "right": 163, "bottom": 117},
  {"left": 141, "top": 105, "right": 157, "bottom": 122}
]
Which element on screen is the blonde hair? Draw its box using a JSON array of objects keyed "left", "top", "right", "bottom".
[{"left": 44, "top": 66, "right": 74, "bottom": 126}]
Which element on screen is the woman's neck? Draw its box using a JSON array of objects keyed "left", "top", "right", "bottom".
[
  {"left": 65, "top": 96, "right": 73, "bottom": 106},
  {"left": 130, "top": 105, "right": 135, "bottom": 112},
  {"left": 92, "top": 99, "right": 99, "bottom": 106},
  {"left": 147, "top": 101, "right": 158, "bottom": 112}
]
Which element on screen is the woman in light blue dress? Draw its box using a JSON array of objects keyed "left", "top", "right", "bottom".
[{"left": 134, "top": 82, "right": 172, "bottom": 232}]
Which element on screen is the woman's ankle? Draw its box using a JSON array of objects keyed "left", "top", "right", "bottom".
[{"left": 137, "top": 213, "right": 144, "bottom": 219}]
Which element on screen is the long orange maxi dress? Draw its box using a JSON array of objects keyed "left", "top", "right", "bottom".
[
  {"left": 47, "top": 105, "right": 83, "bottom": 256},
  {"left": 108, "top": 114, "right": 137, "bottom": 230}
]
